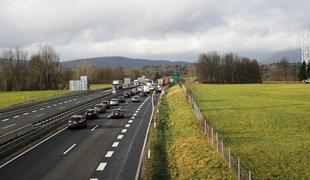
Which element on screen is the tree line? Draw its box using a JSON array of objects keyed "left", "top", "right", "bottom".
[{"left": 196, "top": 52, "right": 262, "bottom": 83}]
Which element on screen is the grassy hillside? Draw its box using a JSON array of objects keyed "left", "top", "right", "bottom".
[
  {"left": 192, "top": 83, "right": 310, "bottom": 179},
  {"left": 144, "top": 85, "right": 234, "bottom": 179},
  {"left": 0, "top": 90, "right": 70, "bottom": 109}
]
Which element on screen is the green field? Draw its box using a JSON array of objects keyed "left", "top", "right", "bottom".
[
  {"left": 144, "top": 85, "right": 234, "bottom": 179},
  {"left": 192, "top": 83, "right": 310, "bottom": 179},
  {"left": 0, "top": 90, "right": 70, "bottom": 109},
  {"left": 89, "top": 84, "right": 112, "bottom": 90}
]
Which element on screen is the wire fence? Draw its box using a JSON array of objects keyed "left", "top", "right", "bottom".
[{"left": 181, "top": 84, "right": 253, "bottom": 180}]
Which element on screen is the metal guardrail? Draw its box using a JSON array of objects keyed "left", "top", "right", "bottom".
[{"left": 0, "top": 88, "right": 133, "bottom": 162}]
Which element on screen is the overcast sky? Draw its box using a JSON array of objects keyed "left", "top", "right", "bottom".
[{"left": 0, "top": 0, "right": 309, "bottom": 61}]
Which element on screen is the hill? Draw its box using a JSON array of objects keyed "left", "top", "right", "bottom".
[
  {"left": 61, "top": 56, "right": 191, "bottom": 68},
  {"left": 263, "top": 48, "right": 301, "bottom": 64}
]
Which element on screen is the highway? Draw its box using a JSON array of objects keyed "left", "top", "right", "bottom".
[
  {"left": 0, "top": 92, "right": 159, "bottom": 180},
  {"left": 0, "top": 89, "right": 112, "bottom": 135}
]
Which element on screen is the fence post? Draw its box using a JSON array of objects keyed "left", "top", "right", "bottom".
[
  {"left": 238, "top": 157, "right": 240, "bottom": 180},
  {"left": 216, "top": 132, "right": 219, "bottom": 151},
  {"left": 228, "top": 147, "right": 231, "bottom": 168},
  {"left": 249, "top": 170, "right": 251, "bottom": 180},
  {"left": 204, "top": 120, "right": 207, "bottom": 135},
  {"left": 211, "top": 128, "right": 214, "bottom": 144},
  {"left": 221, "top": 140, "right": 224, "bottom": 157}
]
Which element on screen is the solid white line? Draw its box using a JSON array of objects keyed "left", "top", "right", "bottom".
[
  {"left": 112, "top": 142, "right": 119, "bottom": 147},
  {"left": 13, "top": 115, "right": 20, "bottom": 118},
  {"left": 121, "top": 129, "right": 127, "bottom": 133},
  {"left": 96, "top": 163, "right": 107, "bottom": 171},
  {"left": 91, "top": 125, "right": 99, "bottom": 132},
  {"left": 35, "top": 113, "right": 45, "bottom": 118},
  {"left": 23, "top": 113, "right": 29, "bottom": 115},
  {"left": 0, "top": 127, "right": 67, "bottom": 168},
  {"left": 2, "top": 118, "right": 9, "bottom": 122},
  {"left": 105, "top": 151, "right": 114, "bottom": 157},
  {"left": 125, "top": 124, "right": 130, "bottom": 128},
  {"left": 117, "top": 135, "right": 124, "bottom": 139},
  {"left": 63, "top": 144, "right": 76, "bottom": 155},
  {"left": 128, "top": 120, "right": 133, "bottom": 123},
  {"left": 2, "top": 123, "right": 16, "bottom": 129}
]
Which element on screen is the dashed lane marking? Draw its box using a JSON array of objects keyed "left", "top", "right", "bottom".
[
  {"left": 91, "top": 125, "right": 99, "bottom": 132},
  {"left": 117, "top": 135, "right": 124, "bottom": 139},
  {"left": 40, "top": 108, "right": 45, "bottom": 110},
  {"left": 125, "top": 124, "right": 130, "bottom": 128},
  {"left": 133, "top": 114, "right": 137, "bottom": 116},
  {"left": 2, "top": 123, "right": 16, "bottom": 129},
  {"left": 2, "top": 118, "right": 9, "bottom": 122},
  {"left": 105, "top": 151, "right": 114, "bottom": 157},
  {"left": 13, "top": 115, "right": 20, "bottom": 118},
  {"left": 112, "top": 142, "right": 119, "bottom": 147},
  {"left": 96, "top": 163, "right": 107, "bottom": 171},
  {"left": 35, "top": 113, "right": 45, "bottom": 118},
  {"left": 32, "top": 110, "right": 37, "bottom": 113},
  {"left": 63, "top": 144, "right": 76, "bottom": 155},
  {"left": 23, "top": 113, "right": 29, "bottom": 115},
  {"left": 121, "top": 129, "right": 127, "bottom": 133},
  {"left": 128, "top": 120, "right": 133, "bottom": 123}
]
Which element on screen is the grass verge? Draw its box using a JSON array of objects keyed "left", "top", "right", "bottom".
[
  {"left": 89, "top": 84, "right": 112, "bottom": 90},
  {"left": 143, "top": 85, "right": 234, "bottom": 179}
]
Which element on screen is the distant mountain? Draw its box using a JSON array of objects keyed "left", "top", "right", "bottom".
[
  {"left": 263, "top": 49, "right": 301, "bottom": 64},
  {"left": 61, "top": 56, "right": 191, "bottom": 68}
]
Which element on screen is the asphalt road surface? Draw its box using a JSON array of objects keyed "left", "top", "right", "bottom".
[
  {"left": 0, "top": 92, "right": 159, "bottom": 180},
  {"left": 0, "top": 89, "right": 112, "bottom": 135}
]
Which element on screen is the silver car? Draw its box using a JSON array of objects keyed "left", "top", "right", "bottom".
[{"left": 110, "top": 98, "right": 119, "bottom": 106}]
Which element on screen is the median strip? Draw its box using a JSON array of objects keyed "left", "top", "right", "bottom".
[{"left": 63, "top": 144, "right": 76, "bottom": 155}]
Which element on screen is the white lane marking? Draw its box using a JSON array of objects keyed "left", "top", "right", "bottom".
[
  {"left": 75, "top": 101, "right": 80, "bottom": 104},
  {"left": 133, "top": 114, "right": 137, "bottom": 116},
  {"left": 137, "top": 108, "right": 141, "bottom": 111},
  {"left": 128, "top": 120, "right": 133, "bottom": 123},
  {"left": 117, "top": 135, "right": 124, "bottom": 139},
  {"left": 13, "top": 115, "right": 20, "bottom": 118},
  {"left": 53, "top": 104, "right": 57, "bottom": 106},
  {"left": 46, "top": 106, "right": 51, "bottom": 108},
  {"left": 63, "top": 144, "right": 76, "bottom": 155},
  {"left": 131, "top": 116, "right": 135, "bottom": 119},
  {"left": 108, "top": 114, "right": 112, "bottom": 118},
  {"left": 64, "top": 101, "right": 68, "bottom": 103},
  {"left": 91, "top": 125, "right": 99, "bottom": 132},
  {"left": 40, "top": 108, "right": 45, "bottom": 110},
  {"left": 105, "top": 151, "right": 114, "bottom": 157},
  {"left": 32, "top": 110, "right": 37, "bottom": 113},
  {"left": 2, "top": 118, "right": 9, "bottom": 122},
  {"left": 96, "top": 163, "right": 107, "bottom": 171},
  {"left": 121, "top": 129, "right": 127, "bottom": 133},
  {"left": 59, "top": 102, "right": 63, "bottom": 105},
  {"left": 73, "top": 99, "right": 77, "bottom": 101},
  {"left": 125, "top": 124, "right": 130, "bottom": 128},
  {"left": 135, "top": 111, "right": 139, "bottom": 113},
  {"left": 112, "top": 142, "right": 119, "bottom": 147},
  {"left": 69, "top": 100, "right": 72, "bottom": 102},
  {"left": 2, "top": 123, "right": 16, "bottom": 129},
  {"left": 90, "top": 178, "right": 98, "bottom": 180},
  {"left": 23, "top": 113, "right": 29, "bottom": 115},
  {"left": 59, "top": 106, "right": 65, "bottom": 110},
  {"left": 36, "top": 113, "right": 45, "bottom": 118},
  {"left": 0, "top": 127, "right": 67, "bottom": 168},
  {"left": 87, "top": 98, "right": 92, "bottom": 100}
]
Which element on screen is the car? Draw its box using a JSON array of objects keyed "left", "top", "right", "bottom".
[
  {"left": 68, "top": 115, "right": 87, "bottom": 129},
  {"left": 94, "top": 104, "right": 106, "bottom": 113},
  {"left": 132, "top": 95, "right": 140, "bottom": 102},
  {"left": 124, "top": 92, "right": 131, "bottom": 98},
  {"left": 118, "top": 96, "right": 125, "bottom": 103},
  {"left": 156, "top": 85, "right": 162, "bottom": 93},
  {"left": 102, "top": 100, "right": 110, "bottom": 109},
  {"left": 84, "top": 109, "right": 98, "bottom": 120},
  {"left": 140, "top": 91, "right": 147, "bottom": 97},
  {"left": 129, "top": 91, "right": 134, "bottom": 96},
  {"left": 110, "top": 108, "right": 125, "bottom": 119},
  {"left": 150, "top": 85, "right": 156, "bottom": 91},
  {"left": 110, "top": 98, "right": 119, "bottom": 106},
  {"left": 137, "top": 86, "right": 143, "bottom": 92}
]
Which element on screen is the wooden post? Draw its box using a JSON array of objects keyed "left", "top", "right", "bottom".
[
  {"left": 216, "top": 132, "right": 219, "bottom": 151},
  {"left": 204, "top": 120, "right": 207, "bottom": 134},
  {"left": 211, "top": 128, "right": 214, "bottom": 144},
  {"left": 221, "top": 140, "right": 224, "bottom": 157},
  {"left": 228, "top": 147, "right": 231, "bottom": 168},
  {"left": 249, "top": 170, "right": 252, "bottom": 180},
  {"left": 238, "top": 157, "right": 240, "bottom": 180}
]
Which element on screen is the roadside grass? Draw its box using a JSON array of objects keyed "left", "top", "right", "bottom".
[
  {"left": 192, "top": 83, "right": 310, "bottom": 179},
  {"left": 0, "top": 90, "right": 70, "bottom": 109},
  {"left": 89, "top": 84, "right": 112, "bottom": 90},
  {"left": 144, "top": 85, "right": 234, "bottom": 179}
]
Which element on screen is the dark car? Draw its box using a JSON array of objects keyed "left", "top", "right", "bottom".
[
  {"left": 118, "top": 96, "right": 125, "bottom": 103},
  {"left": 124, "top": 92, "right": 131, "bottom": 98},
  {"left": 102, "top": 100, "right": 110, "bottom": 109},
  {"left": 132, "top": 95, "right": 140, "bottom": 102},
  {"left": 68, "top": 115, "right": 87, "bottom": 129},
  {"left": 140, "top": 91, "right": 147, "bottom": 97},
  {"left": 129, "top": 91, "right": 134, "bottom": 96},
  {"left": 94, "top": 104, "right": 106, "bottom": 113},
  {"left": 84, "top": 109, "right": 98, "bottom": 120},
  {"left": 110, "top": 109, "right": 125, "bottom": 119}
]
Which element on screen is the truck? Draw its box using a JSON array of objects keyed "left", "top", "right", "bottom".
[
  {"left": 112, "top": 80, "right": 123, "bottom": 90},
  {"left": 143, "top": 85, "right": 150, "bottom": 93}
]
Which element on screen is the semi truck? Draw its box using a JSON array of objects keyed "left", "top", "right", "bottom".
[{"left": 112, "top": 80, "right": 123, "bottom": 90}]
